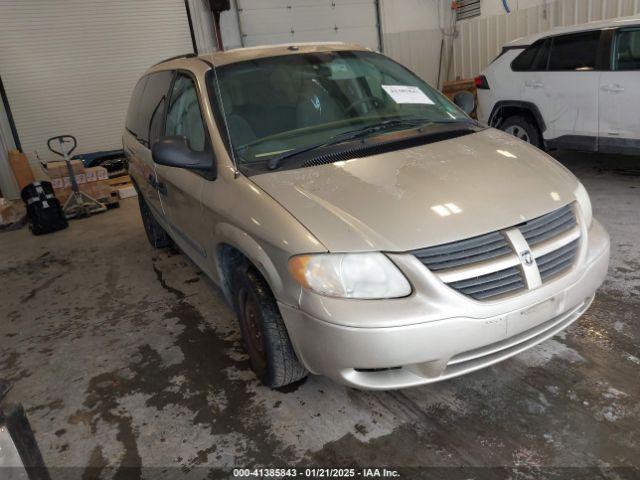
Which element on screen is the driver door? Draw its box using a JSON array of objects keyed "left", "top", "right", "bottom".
[{"left": 155, "top": 72, "right": 212, "bottom": 269}]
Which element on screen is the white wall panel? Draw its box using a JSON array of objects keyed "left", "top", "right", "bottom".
[
  {"left": 0, "top": 0, "right": 194, "bottom": 166},
  {"left": 450, "top": 0, "right": 640, "bottom": 80}
]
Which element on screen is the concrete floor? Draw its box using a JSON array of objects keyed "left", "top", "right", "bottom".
[{"left": 1, "top": 151, "right": 639, "bottom": 479}]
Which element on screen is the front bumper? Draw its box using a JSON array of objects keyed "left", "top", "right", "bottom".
[{"left": 279, "top": 219, "right": 610, "bottom": 390}]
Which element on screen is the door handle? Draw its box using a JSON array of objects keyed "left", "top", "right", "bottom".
[
  {"left": 157, "top": 181, "right": 168, "bottom": 196},
  {"left": 601, "top": 84, "right": 625, "bottom": 93},
  {"left": 525, "top": 80, "right": 543, "bottom": 89}
]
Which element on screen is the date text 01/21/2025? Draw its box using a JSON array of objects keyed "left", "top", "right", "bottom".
[{"left": 232, "top": 468, "right": 401, "bottom": 478}]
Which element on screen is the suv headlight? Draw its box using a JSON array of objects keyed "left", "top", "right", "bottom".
[
  {"left": 288, "top": 252, "right": 411, "bottom": 299},
  {"left": 574, "top": 182, "right": 593, "bottom": 228}
]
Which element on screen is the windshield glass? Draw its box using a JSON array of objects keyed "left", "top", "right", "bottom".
[{"left": 209, "top": 50, "right": 469, "bottom": 166}]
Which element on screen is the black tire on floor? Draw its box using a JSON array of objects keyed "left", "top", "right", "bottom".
[
  {"left": 500, "top": 115, "right": 543, "bottom": 149},
  {"left": 137, "top": 194, "right": 173, "bottom": 249},
  {"left": 232, "top": 265, "right": 308, "bottom": 388}
]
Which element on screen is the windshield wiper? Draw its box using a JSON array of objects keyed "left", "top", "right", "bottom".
[{"left": 266, "top": 118, "right": 441, "bottom": 170}]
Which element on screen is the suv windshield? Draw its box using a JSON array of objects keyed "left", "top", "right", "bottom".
[{"left": 208, "top": 50, "right": 469, "bottom": 167}]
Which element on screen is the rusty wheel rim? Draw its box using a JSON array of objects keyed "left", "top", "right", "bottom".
[{"left": 238, "top": 287, "right": 267, "bottom": 378}]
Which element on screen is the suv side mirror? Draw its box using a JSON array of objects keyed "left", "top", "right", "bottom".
[{"left": 152, "top": 136, "right": 216, "bottom": 180}]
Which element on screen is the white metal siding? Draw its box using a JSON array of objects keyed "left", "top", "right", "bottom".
[
  {"left": 236, "top": 0, "right": 381, "bottom": 50},
  {"left": 449, "top": 0, "right": 640, "bottom": 80},
  {"left": 0, "top": 0, "right": 194, "bottom": 165}
]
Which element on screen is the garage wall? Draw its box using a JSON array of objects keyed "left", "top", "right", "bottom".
[
  {"left": 379, "top": 0, "right": 449, "bottom": 87},
  {"left": 216, "top": 0, "right": 449, "bottom": 86},
  {"left": 219, "top": 0, "right": 381, "bottom": 51},
  {"left": 450, "top": 0, "right": 640, "bottom": 80},
  {"left": 0, "top": 0, "right": 195, "bottom": 172}
]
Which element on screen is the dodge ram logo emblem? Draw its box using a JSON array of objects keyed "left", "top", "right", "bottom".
[{"left": 520, "top": 250, "right": 534, "bottom": 266}]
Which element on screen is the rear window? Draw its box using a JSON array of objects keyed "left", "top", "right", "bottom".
[{"left": 548, "top": 31, "right": 600, "bottom": 71}]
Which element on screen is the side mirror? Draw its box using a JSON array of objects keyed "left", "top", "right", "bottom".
[
  {"left": 152, "top": 136, "right": 216, "bottom": 180},
  {"left": 453, "top": 91, "right": 475, "bottom": 115}
]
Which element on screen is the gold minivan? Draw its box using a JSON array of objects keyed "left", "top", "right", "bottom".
[{"left": 124, "top": 43, "right": 609, "bottom": 390}]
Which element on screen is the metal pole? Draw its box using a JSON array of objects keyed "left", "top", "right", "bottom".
[
  {"left": 375, "top": 0, "right": 384, "bottom": 53},
  {"left": 0, "top": 76, "right": 22, "bottom": 152}
]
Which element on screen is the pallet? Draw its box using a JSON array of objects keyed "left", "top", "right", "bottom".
[{"left": 105, "top": 174, "right": 132, "bottom": 188}]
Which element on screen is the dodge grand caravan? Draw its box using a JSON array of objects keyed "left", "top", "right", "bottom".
[{"left": 124, "top": 43, "right": 609, "bottom": 390}]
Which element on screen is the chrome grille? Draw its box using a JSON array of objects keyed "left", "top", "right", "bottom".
[
  {"left": 448, "top": 265, "right": 525, "bottom": 300},
  {"left": 412, "top": 204, "right": 581, "bottom": 301},
  {"left": 412, "top": 231, "right": 511, "bottom": 271},
  {"left": 519, "top": 204, "right": 576, "bottom": 246}
]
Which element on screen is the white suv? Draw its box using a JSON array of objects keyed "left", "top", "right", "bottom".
[{"left": 476, "top": 15, "right": 640, "bottom": 154}]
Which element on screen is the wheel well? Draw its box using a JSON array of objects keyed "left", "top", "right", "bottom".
[
  {"left": 218, "top": 244, "right": 248, "bottom": 306},
  {"left": 489, "top": 103, "right": 545, "bottom": 134}
]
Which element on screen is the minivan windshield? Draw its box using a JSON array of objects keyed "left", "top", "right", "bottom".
[{"left": 208, "top": 50, "right": 469, "bottom": 167}]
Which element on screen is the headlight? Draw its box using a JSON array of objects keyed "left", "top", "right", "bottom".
[
  {"left": 574, "top": 182, "right": 593, "bottom": 228},
  {"left": 288, "top": 253, "right": 411, "bottom": 299}
]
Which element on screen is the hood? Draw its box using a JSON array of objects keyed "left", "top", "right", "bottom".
[{"left": 250, "top": 128, "right": 579, "bottom": 252}]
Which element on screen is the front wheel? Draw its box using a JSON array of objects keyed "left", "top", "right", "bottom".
[
  {"left": 232, "top": 265, "right": 308, "bottom": 388},
  {"left": 137, "top": 194, "right": 173, "bottom": 249},
  {"left": 500, "top": 115, "right": 543, "bottom": 149}
]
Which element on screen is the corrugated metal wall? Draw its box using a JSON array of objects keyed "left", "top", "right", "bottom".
[{"left": 449, "top": 0, "right": 640, "bottom": 80}]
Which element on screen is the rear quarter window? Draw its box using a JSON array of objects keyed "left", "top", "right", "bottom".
[{"left": 511, "top": 38, "right": 551, "bottom": 71}]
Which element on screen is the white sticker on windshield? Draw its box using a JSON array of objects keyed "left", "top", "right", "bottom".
[{"left": 381, "top": 85, "right": 434, "bottom": 105}]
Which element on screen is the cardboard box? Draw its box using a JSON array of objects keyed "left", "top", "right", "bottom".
[
  {"left": 0, "top": 198, "right": 26, "bottom": 226},
  {"left": 8, "top": 150, "right": 35, "bottom": 189},
  {"left": 55, "top": 179, "right": 114, "bottom": 205},
  {"left": 96, "top": 167, "right": 108, "bottom": 181},
  {"left": 84, "top": 166, "right": 108, "bottom": 182},
  {"left": 118, "top": 185, "right": 137, "bottom": 199},
  {"left": 46, "top": 160, "right": 85, "bottom": 179}
]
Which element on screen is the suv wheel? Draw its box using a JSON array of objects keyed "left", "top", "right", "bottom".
[
  {"left": 500, "top": 115, "right": 542, "bottom": 148},
  {"left": 232, "top": 265, "right": 308, "bottom": 388},
  {"left": 138, "top": 194, "right": 173, "bottom": 248}
]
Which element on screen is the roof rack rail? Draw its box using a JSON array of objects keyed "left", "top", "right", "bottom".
[{"left": 152, "top": 53, "right": 198, "bottom": 66}]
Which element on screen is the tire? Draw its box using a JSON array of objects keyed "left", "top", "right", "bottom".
[
  {"left": 232, "top": 265, "right": 308, "bottom": 388},
  {"left": 137, "top": 194, "right": 173, "bottom": 249},
  {"left": 500, "top": 115, "right": 543, "bottom": 149}
]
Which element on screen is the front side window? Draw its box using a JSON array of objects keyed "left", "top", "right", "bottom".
[
  {"left": 137, "top": 71, "right": 174, "bottom": 146},
  {"left": 126, "top": 77, "right": 148, "bottom": 138},
  {"left": 209, "top": 50, "right": 468, "bottom": 167},
  {"left": 547, "top": 31, "right": 600, "bottom": 71},
  {"left": 165, "top": 74, "right": 206, "bottom": 152},
  {"left": 614, "top": 28, "right": 640, "bottom": 71}
]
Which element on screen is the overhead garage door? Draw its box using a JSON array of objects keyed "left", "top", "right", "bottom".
[
  {"left": 237, "top": 0, "right": 381, "bottom": 51},
  {"left": 0, "top": 0, "right": 195, "bottom": 164}
]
